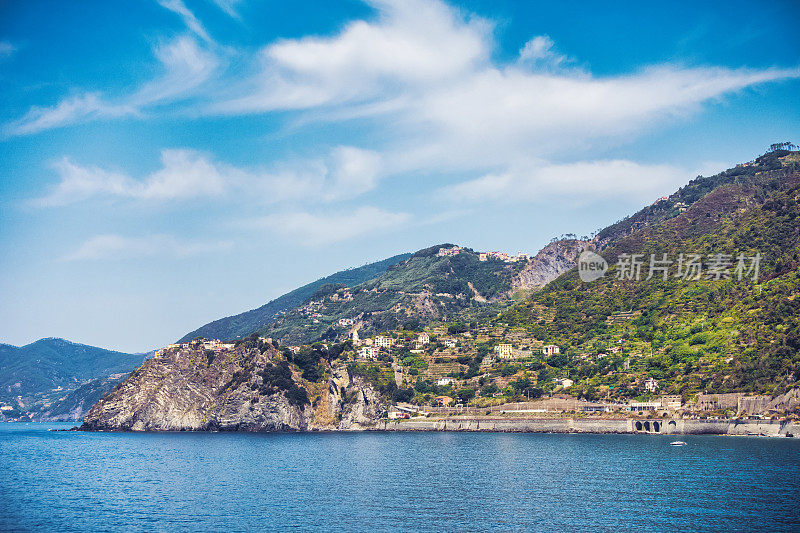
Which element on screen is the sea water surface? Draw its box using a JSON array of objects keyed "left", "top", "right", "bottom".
[{"left": 1, "top": 423, "right": 798, "bottom": 532}]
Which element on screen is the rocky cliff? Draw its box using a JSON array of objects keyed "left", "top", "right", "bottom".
[
  {"left": 80, "top": 342, "right": 388, "bottom": 432},
  {"left": 512, "top": 239, "right": 589, "bottom": 291}
]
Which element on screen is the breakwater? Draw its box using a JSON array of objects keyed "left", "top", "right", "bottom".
[{"left": 380, "top": 417, "right": 800, "bottom": 437}]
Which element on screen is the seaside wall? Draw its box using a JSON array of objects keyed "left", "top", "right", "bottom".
[{"left": 381, "top": 417, "right": 800, "bottom": 437}]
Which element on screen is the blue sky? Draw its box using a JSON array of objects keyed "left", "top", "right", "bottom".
[{"left": 1, "top": 0, "right": 798, "bottom": 352}]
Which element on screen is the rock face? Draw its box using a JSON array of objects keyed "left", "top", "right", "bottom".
[
  {"left": 80, "top": 344, "right": 388, "bottom": 432},
  {"left": 512, "top": 239, "right": 590, "bottom": 291}
]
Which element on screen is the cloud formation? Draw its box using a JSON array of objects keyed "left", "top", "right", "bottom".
[
  {"left": 38, "top": 146, "right": 383, "bottom": 206},
  {"left": 64, "top": 234, "right": 232, "bottom": 261},
  {"left": 439, "top": 160, "right": 690, "bottom": 203},
  {"left": 248, "top": 207, "right": 410, "bottom": 246},
  {"left": 12, "top": 0, "right": 800, "bottom": 246}
]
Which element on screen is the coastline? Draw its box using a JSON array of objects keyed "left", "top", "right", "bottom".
[
  {"left": 71, "top": 417, "right": 800, "bottom": 437},
  {"left": 379, "top": 417, "right": 800, "bottom": 437}
]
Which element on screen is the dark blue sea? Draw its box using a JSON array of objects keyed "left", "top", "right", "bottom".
[{"left": 1, "top": 423, "right": 798, "bottom": 532}]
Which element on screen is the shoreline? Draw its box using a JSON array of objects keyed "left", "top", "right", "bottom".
[{"left": 68, "top": 417, "right": 800, "bottom": 437}]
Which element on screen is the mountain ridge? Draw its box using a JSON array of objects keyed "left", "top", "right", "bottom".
[{"left": 177, "top": 252, "right": 413, "bottom": 343}]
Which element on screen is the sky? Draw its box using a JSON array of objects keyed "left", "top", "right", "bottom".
[{"left": 0, "top": 0, "right": 798, "bottom": 352}]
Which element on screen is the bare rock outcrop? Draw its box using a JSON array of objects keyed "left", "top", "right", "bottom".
[
  {"left": 80, "top": 344, "right": 389, "bottom": 432},
  {"left": 512, "top": 239, "right": 590, "bottom": 291}
]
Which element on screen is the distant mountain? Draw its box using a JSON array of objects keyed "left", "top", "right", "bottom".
[
  {"left": 37, "top": 373, "right": 129, "bottom": 422},
  {"left": 178, "top": 252, "right": 413, "bottom": 343},
  {"left": 0, "top": 337, "right": 147, "bottom": 409}
]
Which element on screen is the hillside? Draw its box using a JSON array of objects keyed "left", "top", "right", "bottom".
[
  {"left": 178, "top": 252, "right": 412, "bottom": 343},
  {"left": 0, "top": 338, "right": 147, "bottom": 420},
  {"left": 259, "top": 245, "right": 531, "bottom": 345},
  {"left": 498, "top": 149, "right": 800, "bottom": 399}
]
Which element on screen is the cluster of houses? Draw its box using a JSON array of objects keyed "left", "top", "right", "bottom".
[
  {"left": 434, "top": 245, "right": 530, "bottom": 263},
  {"left": 159, "top": 338, "right": 236, "bottom": 357},
  {"left": 436, "top": 246, "right": 464, "bottom": 257},
  {"left": 355, "top": 332, "right": 433, "bottom": 360},
  {"left": 493, "top": 343, "right": 560, "bottom": 360},
  {"left": 478, "top": 251, "right": 530, "bottom": 262}
]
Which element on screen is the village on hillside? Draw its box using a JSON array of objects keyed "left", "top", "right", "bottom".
[{"left": 161, "top": 310, "right": 797, "bottom": 423}]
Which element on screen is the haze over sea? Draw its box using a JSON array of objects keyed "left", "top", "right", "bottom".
[{"left": 1, "top": 423, "right": 798, "bottom": 532}]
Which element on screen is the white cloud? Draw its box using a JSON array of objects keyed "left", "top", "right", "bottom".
[
  {"left": 518, "top": 35, "right": 571, "bottom": 70},
  {"left": 440, "top": 159, "right": 689, "bottom": 203},
  {"left": 63, "top": 234, "right": 232, "bottom": 261},
  {"left": 5, "top": 35, "right": 217, "bottom": 137},
  {"left": 6, "top": 94, "right": 137, "bottom": 137},
  {"left": 0, "top": 40, "right": 16, "bottom": 58},
  {"left": 38, "top": 149, "right": 228, "bottom": 205},
  {"left": 208, "top": 0, "right": 242, "bottom": 19},
  {"left": 157, "top": 0, "right": 213, "bottom": 44},
  {"left": 214, "top": 0, "right": 491, "bottom": 113},
  {"left": 249, "top": 206, "right": 410, "bottom": 246},
  {"left": 38, "top": 146, "right": 382, "bottom": 206}
]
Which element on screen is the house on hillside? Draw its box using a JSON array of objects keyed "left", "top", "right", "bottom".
[
  {"left": 441, "top": 338, "right": 458, "bottom": 348},
  {"left": 644, "top": 377, "right": 659, "bottom": 392},
  {"left": 418, "top": 333, "right": 430, "bottom": 345},
  {"left": 494, "top": 343, "right": 514, "bottom": 358},
  {"left": 359, "top": 346, "right": 379, "bottom": 360},
  {"left": 542, "top": 344, "right": 560, "bottom": 356},
  {"left": 375, "top": 335, "right": 394, "bottom": 348}
]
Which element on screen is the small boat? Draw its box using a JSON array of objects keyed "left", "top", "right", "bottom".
[{"left": 669, "top": 441, "right": 687, "bottom": 446}]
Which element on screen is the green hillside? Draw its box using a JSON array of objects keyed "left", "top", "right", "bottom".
[
  {"left": 498, "top": 149, "right": 800, "bottom": 398},
  {"left": 178, "top": 252, "right": 412, "bottom": 342},
  {"left": 259, "top": 245, "right": 528, "bottom": 345}
]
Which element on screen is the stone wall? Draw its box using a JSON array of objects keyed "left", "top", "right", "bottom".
[{"left": 381, "top": 417, "right": 800, "bottom": 437}]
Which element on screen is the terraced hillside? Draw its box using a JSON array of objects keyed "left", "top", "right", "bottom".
[{"left": 499, "top": 149, "right": 800, "bottom": 398}]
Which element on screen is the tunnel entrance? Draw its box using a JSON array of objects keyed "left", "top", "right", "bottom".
[{"left": 635, "top": 421, "right": 642, "bottom": 431}]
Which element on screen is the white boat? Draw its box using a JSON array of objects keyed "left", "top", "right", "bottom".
[{"left": 669, "top": 441, "right": 687, "bottom": 446}]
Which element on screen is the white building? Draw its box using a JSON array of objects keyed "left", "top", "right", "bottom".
[
  {"left": 542, "top": 345, "right": 561, "bottom": 356},
  {"left": 375, "top": 335, "right": 394, "bottom": 348},
  {"left": 437, "top": 377, "right": 455, "bottom": 386},
  {"left": 359, "top": 346, "right": 379, "bottom": 359},
  {"left": 556, "top": 378, "right": 574, "bottom": 388},
  {"left": 418, "top": 332, "right": 430, "bottom": 345},
  {"left": 442, "top": 338, "right": 458, "bottom": 348},
  {"left": 338, "top": 318, "right": 354, "bottom": 327},
  {"left": 627, "top": 401, "right": 661, "bottom": 412},
  {"left": 644, "top": 377, "right": 659, "bottom": 392}
]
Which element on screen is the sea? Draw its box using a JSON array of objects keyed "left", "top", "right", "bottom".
[{"left": 1, "top": 422, "right": 798, "bottom": 532}]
